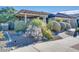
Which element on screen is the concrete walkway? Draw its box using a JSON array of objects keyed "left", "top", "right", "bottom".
[{"left": 11, "top": 36, "right": 79, "bottom": 52}]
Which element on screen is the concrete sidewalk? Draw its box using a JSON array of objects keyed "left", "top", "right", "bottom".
[{"left": 11, "top": 36, "right": 79, "bottom": 52}]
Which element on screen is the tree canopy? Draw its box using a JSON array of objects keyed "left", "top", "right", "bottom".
[{"left": 0, "top": 7, "right": 17, "bottom": 23}]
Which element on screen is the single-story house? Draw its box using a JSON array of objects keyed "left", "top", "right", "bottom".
[{"left": 16, "top": 10, "right": 51, "bottom": 23}]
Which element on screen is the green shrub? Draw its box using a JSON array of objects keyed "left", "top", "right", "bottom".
[
  {"left": 31, "top": 19, "right": 54, "bottom": 40},
  {"left": 65, "top": 23, "right": 71, "bottom": 30},
  {"left": 42, "top": 27, "right": 53, "bottom": 40},
  {"left": 47, "top": 20, "right": 53, "bottom": 30},
  {"left": 14, "top": 20, "right": 26, "bottom": 32},
  {"left": 76, "top": 28, "right": 79, "bottom": 32},
  {"left": 31, "top": 19, "right": 46, "bottom": 27},
  {"left": 52, "top": 21, "right": 61, "bottom": 32},
  {"left": 47, "top": 21, "right": 61, "bottom": 32},
  {"left": 60, "top": 22, "right": 66, "bottom": 31},
  {"left": 55, "top": 18, "right": 64, "bottom": 22},
  {"left": 26, "top": 21, "right": 32, "bottom": 29}
]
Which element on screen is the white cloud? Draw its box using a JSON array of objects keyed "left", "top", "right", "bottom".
[{"left": 60, "top": 10, "right": 79, "bottom": 14}]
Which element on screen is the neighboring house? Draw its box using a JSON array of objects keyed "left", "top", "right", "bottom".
[
  {"left": 16, "top": 10, "right": 51, "bottom": 23},
  {"left": 55, "top": 13, "right": 77, "bottom": 28}
]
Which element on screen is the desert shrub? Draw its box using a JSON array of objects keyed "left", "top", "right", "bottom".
[
  {"left": 31, "top": 19, "right": 46, "bottom": 28},
  {"left": 14, "top": 20, "right": 26, "bottom": 32},
  {"left": 0, "top": 32, "right": 4, "bottom": 39},
  {"left": 65, "top": 23, "right": 71, "bottom": 30},
  {"left": 55, "top": 18, "right": 64, "bottom": 22},
  {"left": 26, "top": 21, "right": 32, "bottom": 29},
  {"left": 42, "top": 27, "right": 53, "bottom": 40},
  {"left": 51, "top": 21, "right": 61, "bottom": 32},
  {"left": 60, "top": 22, "right": 66, "bottom": 31},
  {"left": 47, "top": 21, "right": 61, "bottom": 32},
  {"left": 31, "top": 19, "right": 53, "bottom": 40},
  {"left": 47, "top": 20, "right": 53, "bottom": 30}
]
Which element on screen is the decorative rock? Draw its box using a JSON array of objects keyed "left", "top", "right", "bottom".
[{"left": 25, "top": 25, "right": 43, "bottom": 41}]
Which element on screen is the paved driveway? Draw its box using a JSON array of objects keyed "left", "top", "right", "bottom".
[{"left": 11, "top": 36, "right": 79, "bottom": 52}]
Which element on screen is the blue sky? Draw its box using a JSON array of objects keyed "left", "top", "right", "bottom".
[{"left": 0, "top": 6, "right": 79, "bottom": 13}]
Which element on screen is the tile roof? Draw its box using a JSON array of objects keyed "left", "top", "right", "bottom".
[{"left": 16, "top": 10, "right": 51, "bottom": 15}]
